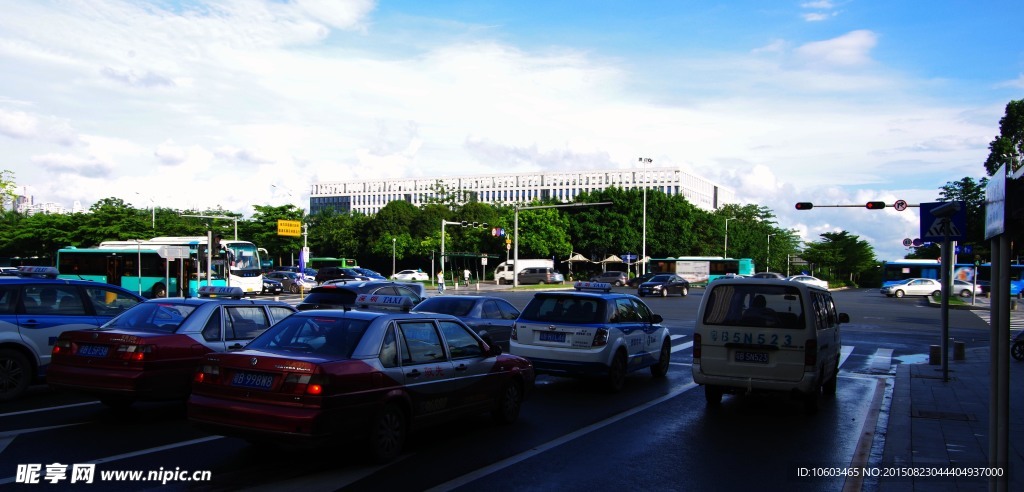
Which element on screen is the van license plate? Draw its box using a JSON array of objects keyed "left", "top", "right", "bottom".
[
  {"left": 735, "top": 351, "right": 768, "bottom": 364},
  {"left": 539, "top": 332, "right": 566, "bottom": 343}
]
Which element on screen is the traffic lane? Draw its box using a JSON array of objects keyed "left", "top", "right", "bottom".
[{"left": 444, "top": 375, "right": 880, "bottom": 492}]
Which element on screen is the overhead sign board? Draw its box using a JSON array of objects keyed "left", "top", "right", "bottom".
[
  {"left": 985, "top": 165, "right": 1005, "bottom": 240},
  {"left": 277, "top": 219, "right": 302, "bottom": 237},
  {"left": 919, "top": 201, "right": 966, "bottom": 241}
]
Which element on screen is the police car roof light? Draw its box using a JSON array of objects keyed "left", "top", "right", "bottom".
[
  {"left": 17, "top": 266, "right": 60, "bottom": 279},
  {"left": 574, "top": 281, "right": 613, "bottom": 293},
  {"left": 197, "top": 286, "right": 245, "bottom": 299}
]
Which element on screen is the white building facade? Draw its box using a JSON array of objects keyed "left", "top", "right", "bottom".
[{"left": 309, "top": 167, "right": 734, "bottom": 215}]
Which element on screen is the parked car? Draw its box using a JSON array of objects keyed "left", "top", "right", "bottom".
[
  {"left": 517, "top": 267, "right": 565, "bottom": 285},
  {"left": 786, "top": 275, "right": 829, "bottom": 290},
  {"left": 510, "top": 283, "right": 670, "bottom": 392},
  {"left": 261, "top": 277, "right": 284, "bottom": 295},
  {"left": 354, "top": 268, "right": 387, "bottom": 280},
  {"left": 880, "top": 278, "right": 942, "bottom": 298},
  {"left": 296, "top": 281, "right": 425, "bottom": 311},
  {"left": 314, "top": 267, "right": 370, "bottom": 284},
  {"left": 391, "top": 269, "right": 429, "bottom": 282},
  {"left": 692, "top": 278, "right": 848, "bottom": 411},
  {"left": 626, "top": 272, "right": 658, "bottom": 287},
  {"left": 188, "top": 301, "right": 534, "bottom": 462},
  {"left": 637, "top": 274, "right": 690, "bottom": 297},
  {"left": 589, "top": 271, "right": 628, "bottom": 287},
  {"left": 952, "top": 279, "right": 983, "bottom": 298},
  {"left": 412, "top": 296, "right": 521, "bottom": 351},
  {"left": 46, "top": 286, "right": 296, "bottom": 408},
  {"left": 278, "top": 266, "right": 318, "bottom": 277},
  {"left": 750, "top": 272, "right": 785, "bottom": 279},
  {"left": 265, "top": 271, "right": 318, "bottom": 294}
]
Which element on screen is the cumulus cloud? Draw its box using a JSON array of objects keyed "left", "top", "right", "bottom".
[
  {"left": 214, "top": 146, "right": 275, "bottom": 164},
  {"left": 0, "top": 108, "right": 78, "bottom": 145},
  {"left": 100, "top": 66, "right": 176, "bottom": 88},
  {"left": 796, "top": 30, "right": 878, "bottom": 66},
  {"left": 154, "top": 139, "right": 188, "bottom": 165},
  {"left": 31, "top": 153, "right": 113, "bottom": 178},
  {"left": 293, "top": 0, "right": 376, "bottom": 30}
]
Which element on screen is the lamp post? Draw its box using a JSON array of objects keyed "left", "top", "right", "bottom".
[
  {"left": 392, "top": 237, "right": 397, "bottom": 277},
  {"left": 724, "top": 216, "right": 736, "bottom": 258},
  {"left": 766, "top": 233, "right": 776, "bottom": 272},
  {"left": 639, "top": 157, "right": 652, "bottom": 274}
]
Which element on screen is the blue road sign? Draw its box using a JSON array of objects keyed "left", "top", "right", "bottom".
[
  {"left": 621, "top": 253, "right": 637, "bottom": 261},
  {"left": 919, "top": 201, "right": 966, "bottom": 241}
]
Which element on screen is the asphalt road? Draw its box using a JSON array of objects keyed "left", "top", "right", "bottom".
[{"left": 0, "top": 287, "right": 1009, "bottom": 491}]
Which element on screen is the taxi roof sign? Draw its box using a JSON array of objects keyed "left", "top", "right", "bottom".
[
  {"left": 574, "top": 281, "right": 613, "bottom": 293},
  {"left": 197, "top": 286, "right": 245, "bottom": 299},
  {"left": 354, "top": 294, "right": 414, "bottom": 311},
  {"left": 17, "top": 266, "right": 60, "bottom": 278}
]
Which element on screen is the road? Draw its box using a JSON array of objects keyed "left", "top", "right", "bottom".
[{"left": 0, "top": 287, "right": 1011, "bottom": 491}]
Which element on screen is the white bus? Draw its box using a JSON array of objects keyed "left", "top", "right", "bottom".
[{"left": 99, "top": 236, "right": 264, "bottom": 296}]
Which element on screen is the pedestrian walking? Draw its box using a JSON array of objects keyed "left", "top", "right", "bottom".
[
  {"left": 437, "top": 271, "right": 445, "bottom": 294},
  {"left": 463, "top": 268, "right": 471, "bottom": 286}
]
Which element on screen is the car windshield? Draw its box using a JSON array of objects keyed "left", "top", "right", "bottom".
[
  {"left": 702, "top": 284, "right": 804, "bottom": 329},
  {"left": 103, "top": 302, "right": 198, "bottom": 333},
  {"left": 249, "top": 315, "right": 371, "bottom": 358},
  {"left": 650, "top": 274, "right": 674, "bottom": 282},
  {"left": 414, "top": 297, "right": 475, "bottom": 316},
  {"left": 521, "top": 296, "right": 604, "bottom": 324}
]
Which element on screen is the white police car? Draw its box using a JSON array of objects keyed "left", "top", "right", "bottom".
[{"left": 509, "top": 282, "right": 671, "bottom": 392}]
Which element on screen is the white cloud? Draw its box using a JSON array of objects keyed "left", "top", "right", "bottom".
[
  {"left": 795, "top": 30, "right": 878, "bottom": 66},
  {"left": 0, "top": 108, "right": 78, "bottom": 145}
]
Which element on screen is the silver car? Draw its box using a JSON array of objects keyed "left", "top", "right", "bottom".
[{"left": 880, "top": 278, "right": 941, "bottom": 298}]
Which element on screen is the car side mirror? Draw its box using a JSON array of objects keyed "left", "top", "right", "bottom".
[
  {"left": 481, "top": 334, "right": 502, "bottom": 356},
  {"left": 650, "top": 314, "right": 664, "bottom": 324},
  {"left": 838, "top": 313, "right": 850, "bottom": 324}
]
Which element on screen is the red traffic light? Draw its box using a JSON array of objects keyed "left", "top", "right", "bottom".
[
  {"left": 865, "top": 201, "right": 886, "bottom": 210},
  {"left": 795, "top": 202, "right": 813, "bottom": 210}
]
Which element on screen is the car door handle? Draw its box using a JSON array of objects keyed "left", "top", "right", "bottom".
[
  {"left": 227, "top": 343, "right": 244, "bottom": 350},
  {"left": 407, "top": 369, "right": 421, "bottom": 378},
  {"left": 455, "top": 364, "right": 469, "bottom": 371}
]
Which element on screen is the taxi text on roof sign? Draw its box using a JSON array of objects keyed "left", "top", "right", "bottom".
[
  {"left": 197, "top": 286, "right": 245, "bottom": 298},
  {"left": 277, "top": 219, "right": 302, "bottom": 237},
  {"left": 354, "top": 294, "right": 414, "bottom": 310},
  {"left": 574, "top": 281, "right": 613, "bottom": 293}
]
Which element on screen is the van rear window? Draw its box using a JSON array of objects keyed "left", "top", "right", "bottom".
[{"left": 703, "top": 284, "right": 804, "bottom": 329}]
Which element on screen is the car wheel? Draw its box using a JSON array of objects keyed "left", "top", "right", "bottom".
[
  {"left": 660, "top": 289, "right": 668, "bottom": 297},
  {"left": 100, "top": 396, "right": 135, "bottom": 409},
  {"left": 823, "top": 363, "right": 839, "bottom": 396},
  {"left": 538, "top": 280, "right": 545, "bottom": 285},
  {"left": 650, "top": 339, "right": 670, "bottom": 378},
  {"left": 368, "top": 403, "right": 407, "bottom": 463},
  {"left": 0, "top": 349, "right": 31, "bottom": 402},
  {"left": 638, "top": 292, "right": 645, "bottom": 297},
  {"left": 607, "top": 351, "right": 627, "bottom": 393},
  {"left": 1011, "top": 341, "right": 1024, "bottom": 361},
  {"left": 615, "top": 280, "right": 623, "bottom": 287},
  {"left": 681, "top": 286, "right": 688, "bottom": 297},
  {"left": 894, "top": 290, "right": 905, "bottom": 298},
  {"left": 931, "top": 290, "right": 941, "bottom": 297},
  {"left": 960, "top": 289, "right": 971, "bottom": 298},
  {"left": 704, "top": 385, "right": 723, "bottom": 405},
  {"left": 290, "top": 284, "right": 299, "bottom": 294},
  {"left": 492, "top": 379, "right": 523, "bottom": 424}
]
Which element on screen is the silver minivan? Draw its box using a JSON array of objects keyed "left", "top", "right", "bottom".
[{"left": 692, "top": 278, "right": 849, "bottom": 411}]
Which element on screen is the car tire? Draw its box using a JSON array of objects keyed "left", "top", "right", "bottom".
[
  {"left": 290, "top": 284, "right": 299, "bottom": 294},
  {"left": 368, "top": 403, "right": 407, "bottom": 463},
  {"left": 638, "top": 292, "right": 645, "bottom": 297},
  {"left": 1011, "top": 341, "right": 1024, "bottom": 361},
  {"left": 0, "top": 349, "right": 31, "bottom": 402},
  {"left": 960, "top": 289, "right": 971, "bottom": 298},
  {"left": 615, "top": 280, "right": 623, "bottom": 287},
  {"left": 650, "top": 339, "right": 670, "bottom": 378},
  {"left": 704, "top": 385, "right": 723, "bottom": 405},
  {"left": 681, "top": 286, "right": 688, "bottom": 297},
  {"left": 931, "top": 290, "right": 940, "bottom": 297},
  {"left": 492, "top": 380, "right": 523, "bottom": 424},
  {"left": 660, "top": 289, "right": 668, "bottom": 297},
  {"left": 607, "top": 351, "right": 627, "bottom": 393},
  {"left": 538, "top": 280, "right": 546, "bottom": 285},
  {"left": 894, "top": 290, "right": 905, "bottom": 298},
  {"left": 823, "top": 363, "right": 839, "bottom": 396}
]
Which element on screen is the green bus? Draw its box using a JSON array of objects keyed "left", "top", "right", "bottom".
[
  {"left": 57, "top": 246, "right": 226, "bottom": 298},
  {"left": 309, "top": 257, "right": 359, "bottom": 269}
]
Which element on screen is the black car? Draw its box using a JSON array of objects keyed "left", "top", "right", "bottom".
[
  {"left": 412, "top": 295, "right": 521, "bottom": 351},
  {"left": 353, "top": 268, "right": 387, "bottom": 280},
  {"left": 637, "top": 273, "right": 690, "bottom": 297},
  {"left": 626, "top": 272, "right": 657, "bottom": 287},
  {"left": 261, "top": 277, "right": 284, "bottom": 295},
  {"left": 296, "top": 281, "right": 425, "bottom": 311},
  {"left": 314, "top": 267, "right": 370, "bottom": 284}
]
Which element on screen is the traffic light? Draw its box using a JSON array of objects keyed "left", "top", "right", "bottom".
[
  {"left": 212, "top": 234, "right": 224, "bottom": 257},
  {"left": 795, "top": 202, "right": 813, "bottom": 210},
  {"left": 865, "top": 201, "right": 886, "bottom": 210}
]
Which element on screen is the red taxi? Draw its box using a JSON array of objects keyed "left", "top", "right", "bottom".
[
  {"left": 187, "top": 295, "right": 535, "bottom": 462},
  {"left": 46, "top": 287, "right": 296, "bottom": 408}
]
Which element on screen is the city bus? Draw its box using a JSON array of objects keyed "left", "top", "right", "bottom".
[
  {"left": 98, "top": 237, "right": 264, "bottom": 296},
  {"left": 881, "top": 259, "right": 1024, "bottom": 295},
  {"left": 57, "top": 245, "right": 226, "bottom": 298},
  {"left": 308, "top": 257, "right": 359, "bottom": 269},
  {"left": 649, "top": 256, "right": 755, "bottom": 285}
]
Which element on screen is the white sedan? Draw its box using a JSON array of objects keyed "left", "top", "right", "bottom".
[
  {"left": 880, "top": 278, "right": 942, "bottom": 298},
  {"left": 786, "top": 275, "right": 829, "bottom": 290},
  {"left": 390, "top": 269, "right": 429, "bottom": 281}
]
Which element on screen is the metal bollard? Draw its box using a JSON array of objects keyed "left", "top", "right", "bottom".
[
  {"left": 953, "top": 341, "right": 965, "bottom": 361},
  {"left": 929, "top": 345, "right": 941, "bottom": 365}
]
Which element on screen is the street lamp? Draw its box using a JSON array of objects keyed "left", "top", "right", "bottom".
[
  {"left": 392, "top": 237, "right": 397, "bottom": 277},
  {"left": 639, "top": 157, "right": 652, "bottom": 274},
  {"left": 766, "top": 233, "right": 776, "bottom": 272},
  {"left": 724, "top": 216, "right": 736, "bottom": 258}
]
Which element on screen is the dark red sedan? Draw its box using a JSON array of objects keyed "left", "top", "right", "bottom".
[{"left": 187, "top": 296, "right": 535, "bottom": 462}]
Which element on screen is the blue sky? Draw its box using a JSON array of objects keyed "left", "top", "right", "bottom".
[{"left": 1, "top": 0, "right": 1021, "bottom": 262}]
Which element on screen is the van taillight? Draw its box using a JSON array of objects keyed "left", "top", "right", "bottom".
[
  {"left": 693, "top": 333, "right": 701, "bottom": 360},
  {"left": 804, "top": 339, "right": 817, "bottom": 370},
  {"left": 592, "top": 328, "right": 609, "bottom": 347}
]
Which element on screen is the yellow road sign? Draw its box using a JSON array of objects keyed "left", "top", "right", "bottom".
[{"left": 277, "top": 219, "right": 301, "bottom": 237}]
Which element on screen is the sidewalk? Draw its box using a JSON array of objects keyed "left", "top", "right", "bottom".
[{"left": 878, "top": 345, "right": 1024, "bottom": 491}]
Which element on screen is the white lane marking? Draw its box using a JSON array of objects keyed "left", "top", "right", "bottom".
[
  {"left": 870, "top": 348, "right": 894, "bottom": 373},
  {"left": 670, "top": 334, "right": 687, "bottom": 341},
  {"left": 0, "top": 401, "right": 98, "bottom": 418},
  {"left": 424, "top": 382, "right": 699, "bottom": 492},
  {"left": 671, "top": 341, "right": 693, "bottom": 353},
  {"left": 0, "top": 436, "right": 223, "bottom": 485},
  {"left": 838, "top": 345, "right": 854, "bottom": 368},
  {"left": 0, "top": 423, "right": 88, "bottom": 455}
]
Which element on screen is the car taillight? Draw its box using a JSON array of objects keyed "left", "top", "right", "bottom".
[
  {"left": 510, "top": 324, "right": 518, "bottom": 341},
  {"left": 693, "top": 333, "right": 701, "bottom": 360},
  {"left": 116, "top": 344, "right": 154, "bottom": 362},
  {"left": 193, "top": 364, "right": 220, "bottom": 384},
  {"left": 52, "top": 339, "right": 71, "bottom": 356},
  {"left": 804, "top": 339, "right": 817, "bottom": 370},
  {"left": 281, "top": 373, "right": 324, "bottom": 395},
  {"left": 592, "top": 328, "right": 609, "bottom": 347}
]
